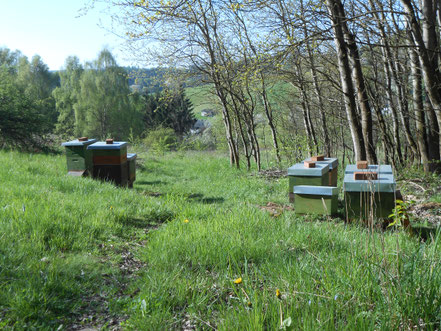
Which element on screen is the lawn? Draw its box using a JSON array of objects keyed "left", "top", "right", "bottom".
[{"left": 0, "top": 149, "right": 440, "bottom": 330}]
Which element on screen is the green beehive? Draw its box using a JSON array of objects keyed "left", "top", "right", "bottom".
[
  {"left": 287, "top": 163, "right": 330, "bottom": 203},
  {"left": 87, "top": 141, "right": 128, "bottom": 187},
  {"left": 61, "top": 137, "right": 97, "bottom": 176},
  {"left": 127, "top": 153, "right": 137, "bottom": 188},
  {"left": 304, "top": 157, "right": 339, "bottom": 186},
  {"left": 294, "top": 185, "right": 339, "bottom": 215},
  {"left": 344, "top": 173, "right": 396, "bottom": 220}
]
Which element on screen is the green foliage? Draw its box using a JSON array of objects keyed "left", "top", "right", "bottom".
[
  {"left": 143, "top": 85, "right": 196, "bottom": 136},
  {"left": 143, "top": 126, "right": 178, "bottom": 153},
  {"left": 0, "top": 68, "right": 48, "bottom": 148},
  {"left": 388, "top": 199, "right": 414, "bottom": 228}
]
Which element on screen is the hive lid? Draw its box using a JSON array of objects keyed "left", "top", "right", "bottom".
[
  {"left": 345, "top": 164, "right": 393, "bottom": 174},
  {"left": 87, "top": 141, "right": 128, "bottom": 150},
  {"left": 343, "top": 173, "right": 396, "bottom": 192},
  {"left": 288, "top": 163, "right": 330, "bottom": 176},
  {"left": 127, "top": 153, "right": 137, "bottom": 160},
  {"left": 62, "top": 138, "right": 97, "bottom": 147},
  {"left": 294, "top": 185, "right": 338, "bottom": 196},
  {"left": 304, "top": 157, "right": 338, "bottom": 169}
]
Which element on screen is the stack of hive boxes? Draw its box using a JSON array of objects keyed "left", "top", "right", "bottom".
[
  {"left": 61, "top": 137, "right": 97, "bottom": 176},
  {"left": 343, "top": 161, "right": 395, "bottom": 220},
  {"left": 62, "top": 138, "right": 137, "bottom": 188},
  {"left": 288, "top": 155, "right": 339, "bottom": 216}
]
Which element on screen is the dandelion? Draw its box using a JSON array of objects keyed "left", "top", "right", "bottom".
[
  {"left": 184, "top": 219, "right": 189, "bottom": 223},
  {"left": 110, "top": 206, "right": 113, "bottom": 210},
  {"left": 276, "top": 289, "right": 282, "bottom": 299},
  {"left": 233, "top": 277, "right": 242, "bottom": 284}
]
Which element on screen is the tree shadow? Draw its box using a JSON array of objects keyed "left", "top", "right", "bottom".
[
  {"left": 136, "top": 180, "right": 167, "bottom": 185},
  {"left": 185, "top": 193, "right": 225, "bottom": 204}
]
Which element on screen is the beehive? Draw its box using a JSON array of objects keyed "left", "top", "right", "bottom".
[
  {"left": 87, "top": 141, "right": 128, "bottom": 187},
  {"left": 127, "top": 153, "right": 137, "bottom": 188},
  {"left": 343, "top": 173, "right": 396, "bottom": 220},
  {"left": 294, "top": 185, "right": 338, "bottom": 215},
  {"left": 304, "top": 157, "right": 339, "bottom": 186},
  {"left": 287, "top": 163, "right": 330, "bottom": 203},
  {"left": 61, "top": 138, "right": 97, "bottom": 176}
]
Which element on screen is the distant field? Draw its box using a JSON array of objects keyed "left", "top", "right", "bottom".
[
  {"left": 1, "top": 149, "right": 441, "bottom": 329},
  {"left": 185, "top": 85, "right": 220, "bottom": 119}
]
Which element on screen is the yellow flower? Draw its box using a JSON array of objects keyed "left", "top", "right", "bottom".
[
  {"left": 247, "top": 301, "right": 252, "bottom": 307},
  {"left": 233, "top": 277, "right": 242, "bottom": 284},
  {"left": 110, "top": 206, "right": 113, "bottom": 210},
  {"left": 276, "top": 289, "right": 281, "bottom": 299},
  {"left": 184, "top": 219, "right": 189, "bottom": 223}
]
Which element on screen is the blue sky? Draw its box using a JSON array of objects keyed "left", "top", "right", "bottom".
[{"left": 0, "top": 0, "right": 133, "bottom": 70}]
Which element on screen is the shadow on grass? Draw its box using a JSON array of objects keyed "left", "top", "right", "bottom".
[
  {"left": 185, "top": 193, "right": 225, "bottom": 204},
  {"left": 136, "top": 180, "right": 167, "bottom": 185},
  {"left": 114, "top": 210, "right": 175, "bottom": 229}
]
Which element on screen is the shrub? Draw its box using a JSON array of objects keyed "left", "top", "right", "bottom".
[{"left": 143, "top": 127, "right": 178, "bottom": 153}]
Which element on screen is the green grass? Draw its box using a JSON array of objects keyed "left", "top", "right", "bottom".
[{"left": 1, "top": 149, "right": 441, "bottom": 330}]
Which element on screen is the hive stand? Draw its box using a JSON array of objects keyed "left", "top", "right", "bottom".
[
  {"left": 287, "top": 163, "right": 330, "bottom": 203},
  {"left": 294, "top": 185, "right": 339, "bottom": 215},
  {"left": 87, "top": 140, "right": 128, "bottom": 187},
  {"left": 61, "top": 137, "right": 97, "bottom": 176}
]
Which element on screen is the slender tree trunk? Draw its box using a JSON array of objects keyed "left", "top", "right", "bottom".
[{"left": 326, "top": 0, "right": 366, "bottom": 161}]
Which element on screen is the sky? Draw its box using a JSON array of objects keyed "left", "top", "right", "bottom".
[{"left": 0, "top": 0, "right": 134, "bottom": 70}]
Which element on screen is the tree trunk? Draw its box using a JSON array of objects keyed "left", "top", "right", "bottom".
[{"left": 326, "top": 0, "right": 366, "bottom": 161}]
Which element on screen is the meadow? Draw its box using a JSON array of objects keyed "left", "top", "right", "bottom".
[{"left": 0, "top": 149, "right": 440, "bottom": 330}]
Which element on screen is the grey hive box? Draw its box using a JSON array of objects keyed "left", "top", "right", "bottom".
[
  {"left": 62, "top": 138, "right": 97, "bottom": 176},
  {"left": 304, "top": 157, "right": 338, "bottom": 186},
  {"left": 87, "top": 141, "right": 128, "bottom": 187},
  {"left": 294, "top": 185, "right": 339, "bottom": 215},
  {"left": 288, "top": 163, "right": 330, "bottom": 203},
  {"left": 345, "top": 164, "right": 393, "bottom": 175},
  {"left": 343, "top": 173, "right": 396, "bottom": 220}
]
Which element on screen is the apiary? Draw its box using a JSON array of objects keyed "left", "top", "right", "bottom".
[
  {"left": 287, "top": 162, "right": 330, "bottom": 203},
  {"left": 343, "top": 172, "right": 396, "bottom": 220},
  {"left": 293, "top": 185, "right": 339, "bottom": 215},
  {"left": 87, "top": 140, "right": 128, "bottom": 187},
  {"left": 61, "top": 137, "right": 97, "bottom": 176},
  {"left": 304, "top": 156, "right": 339, "bottom": 186}
]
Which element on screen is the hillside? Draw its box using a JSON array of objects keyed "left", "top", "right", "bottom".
[{"left": 1, "top": 149, "right": 441, "bottom": 329}]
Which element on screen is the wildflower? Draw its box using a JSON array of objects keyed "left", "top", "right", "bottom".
[
  {"left": 276, "top": 289, "right": 282, "bottom": 299},
  {"left": 184, "top": 219, "right": 189, "bottom": 223},
  {"left": 334, "top": 294, "right": 338, "bottom": 301},
  {"left": 233, "top": 277, "right": 242, "bottom": 284},
  {"left": 110, "top": 206, "right": 113, "bottom": 210}
]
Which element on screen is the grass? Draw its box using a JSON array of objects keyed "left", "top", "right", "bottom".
[{"left": 1, "top": 149, "right": 441, "bottom": 330}]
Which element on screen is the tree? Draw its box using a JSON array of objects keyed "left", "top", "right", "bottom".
[{"left": 0, "top": 68, "right": 47, "bottom": 148}]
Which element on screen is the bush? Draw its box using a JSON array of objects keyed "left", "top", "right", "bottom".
[{"left": 143, "top": 127, "right": 178, "bottom": 154}]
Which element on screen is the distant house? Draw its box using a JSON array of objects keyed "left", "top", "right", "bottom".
[
  {"left": 190, "top": 120, "right": 210, "bottom": 134},
  {"left": 201, "top": 109, "right": 215, "bottom": 117}
]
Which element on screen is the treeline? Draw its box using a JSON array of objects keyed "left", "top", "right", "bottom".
[
  {"left": 110, "top": 0, "right": 441, "bottom": 172},
  {"left": 0, "top": 48, "right": 195, "bottom": 149}
]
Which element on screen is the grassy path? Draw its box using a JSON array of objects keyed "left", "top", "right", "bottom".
[{"left": 1, "top": 150, "right": 440, "bottom": 329}]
